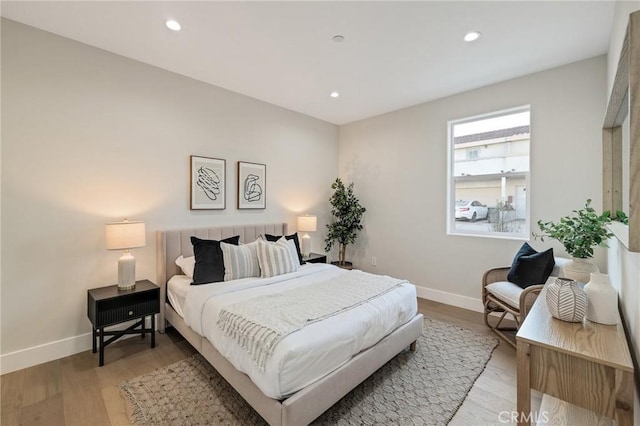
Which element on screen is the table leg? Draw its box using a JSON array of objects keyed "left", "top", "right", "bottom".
[
  {"left": 517, "top": 340, "right": 531, "bottom": 426},
  {"left": 99, "top": 328, "right": 104, "bottom": 367},
  {"left": 141, "top": 316, "right": 146, "bottom": 339},
  {"left": 615, "top": 370, "right": 634, "bottom": 426},
  {"left": 151, "top": 314, "right": 156, "bottom": 349},
  {"left": 92, "top": 327, "right": 97, "bottom": 353}
]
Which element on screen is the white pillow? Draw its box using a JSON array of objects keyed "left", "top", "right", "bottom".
[
  {"left": 220, "top": 240, "right": 261, "bottom": 281},
  {"left": 175, "top": 255, "right": 195, "bottom": 278},
  {"left": 256, "top": 237, "right": 300, "bottom": 278}
]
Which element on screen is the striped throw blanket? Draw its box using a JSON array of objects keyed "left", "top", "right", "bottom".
[{"left": 217, "top": 270, "right": 406, "bottom": 371}]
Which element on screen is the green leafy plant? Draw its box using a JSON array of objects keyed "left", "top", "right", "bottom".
[
  {"left": 605, "top": 209, "right": 629, "bottom": 225},
  {"left": 324, "top": 178, "right": 366, "bottom": 266},
  {"left": 533, "top": 199, "right": 613, "bottom": 259}
]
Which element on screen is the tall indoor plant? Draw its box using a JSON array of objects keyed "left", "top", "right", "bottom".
[
  {"left": 533, "top": 199, "right": 614, "bottom": 281},
  {"left": 324, "top": 178, "right": 366, "bottom": 268}
]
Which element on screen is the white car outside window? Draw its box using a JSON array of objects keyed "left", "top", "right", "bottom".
[{"left": 455, "top": 200, "right": 488, "bottom": 222}]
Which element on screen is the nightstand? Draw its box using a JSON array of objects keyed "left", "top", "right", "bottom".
[
  {"left": 304, "top": 252, "right": 327, "bottom": 264},
  {"left": 87, "top": 280, "right": 160, "bottom": 366}
]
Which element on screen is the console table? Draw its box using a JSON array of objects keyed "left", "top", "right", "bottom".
[{"left": 516, "top": 288, "right": 634, "bottom": 426}]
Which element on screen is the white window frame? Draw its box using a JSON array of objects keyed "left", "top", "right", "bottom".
[{"left": 446, "top": 105, "right": 531, "bottom": 240}]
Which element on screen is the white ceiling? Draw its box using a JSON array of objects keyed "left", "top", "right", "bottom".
[{"left": 2, "top": 1, "right": 616, "bottom": 125}]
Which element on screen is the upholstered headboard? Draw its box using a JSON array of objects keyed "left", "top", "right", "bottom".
[{"left": 155, "top": 223, "right": 287, "bottom": 331}]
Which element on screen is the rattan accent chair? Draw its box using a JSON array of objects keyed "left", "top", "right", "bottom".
[
  {"left": 482, "top": 267, "right": 542, "bottom": 348},
  {"left": 482, "top": 258, "right": 569, "bottom": 348}
]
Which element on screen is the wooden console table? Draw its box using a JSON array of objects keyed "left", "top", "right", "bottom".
[{"left": 516, "top": 289, "right": 634, "bottom": 426}]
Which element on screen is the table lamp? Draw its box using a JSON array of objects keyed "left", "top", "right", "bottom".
[
  {"left": 297, "top": 214, "right": 317, "bottom": 259},
  {"left": 106, "top": 219, "right": 146, "bottom": 290}
]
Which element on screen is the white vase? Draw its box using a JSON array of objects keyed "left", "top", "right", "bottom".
[
  {"left": 564, "top": 257, "right": 599, "bottom": 283},
  {"left": 584, "top": 272, "right": 618, "bottom": 325},
  {"left": 546, "top": 277, "right": 587, "bottom": 322}
]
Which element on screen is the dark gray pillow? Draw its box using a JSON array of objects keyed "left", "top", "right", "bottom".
[
  {"left": 191, "top": 235, "right": 240, "bottom": 285},
  {"left": 508, "top": 243, "right": 555, "bottom": 289}
]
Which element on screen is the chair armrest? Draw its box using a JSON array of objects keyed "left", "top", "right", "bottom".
[
  {"left": 519, "top": 284, "right": 544, "bottom": 320},
  {"left": 482, "top": 267, "right": 510, "bottom": 304},
  {"left": 482, "top": 267, "right": 510, "bottom": 286}
]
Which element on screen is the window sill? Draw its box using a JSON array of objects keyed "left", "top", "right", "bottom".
[{"left": 607, "top": 222, "right": 629, "bottom": 250}]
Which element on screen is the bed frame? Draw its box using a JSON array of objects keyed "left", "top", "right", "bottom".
[{"left": 156, "top": 223, "right": 424, "bottom": 426}]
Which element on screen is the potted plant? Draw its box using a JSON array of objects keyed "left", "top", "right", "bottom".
[
  {"left": 324, "top": 178, "right": 366, "bottom": 269},
  {"left": 533, "top": 199, "right": 613, "bottom": 282}
]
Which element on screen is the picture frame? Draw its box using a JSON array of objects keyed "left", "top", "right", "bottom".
[
  {"left": 237, "top": 161, "right": 266, "bottom": 209},
  {"left": 190, "top": 156, "right": 226, "bottom": 210}
]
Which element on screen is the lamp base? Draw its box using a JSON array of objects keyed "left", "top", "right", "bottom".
[
  {"left": 300, "top": 232, "right": 311, "bottom": 259},
  {"left": 118, "top": 251, "right": 136, "bottom": 290}
]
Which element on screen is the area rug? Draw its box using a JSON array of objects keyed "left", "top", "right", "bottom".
[{"left": 119, "top": 319, "right": 498, "bottom": 425}]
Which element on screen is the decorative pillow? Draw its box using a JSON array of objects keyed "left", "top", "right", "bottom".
[
  {"left": 508, "top": 243, "right": 537, "bottom": 273},
  {"left": 256, "top": 237, "right": 300, "bottom": 278},
  {"left": 264, "top": 233, "right": 305, "bottom": 265},
  {"left": 507, "top": 243, "right": 555, "bottom": 289},
  {"left": 221, "top": 240, "right": 261, "bottom": 281},
  {"left": 175, "top": 255, "right": 195, "bottom": 278},
  {"left": 191, "top": 235, "right": 240, "bottom": 285}
]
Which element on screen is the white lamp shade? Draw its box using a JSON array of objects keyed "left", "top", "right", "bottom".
[
  {"left": 297, "top": 215, "right": 317, "bottom": 232},
  {"left": 106, "top": 221, "right": 146, "bottom": 250}
]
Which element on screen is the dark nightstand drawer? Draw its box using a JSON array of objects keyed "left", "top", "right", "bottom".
[{"left": 95, "top": 297, "right": 159, "bottom": 327}]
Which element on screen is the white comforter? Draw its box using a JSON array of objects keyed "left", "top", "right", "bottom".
[{"left": 183, "top": 263, "right": 417, "bottom": 399}]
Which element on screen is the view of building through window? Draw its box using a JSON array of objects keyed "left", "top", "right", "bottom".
[{"left": 448, "top": 107, "right": 530, "bottom": 238}]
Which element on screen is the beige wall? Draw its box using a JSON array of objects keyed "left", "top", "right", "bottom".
[
  {"left": 338, "top": 56, "right": 606, "bottom": 304},
  {"left": 1, "top": 20, "right": 338, "bottom": 368}
]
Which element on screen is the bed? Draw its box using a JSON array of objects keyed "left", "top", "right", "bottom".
[{"left": 156, "top": 223, "right": 424, "bottom": 425}]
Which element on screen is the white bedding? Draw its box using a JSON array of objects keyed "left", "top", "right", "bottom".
[
  {"left": 167, "top": 274, "right": 191, "bottom": 318},
  {"left": 182, "top": 263, "right": 418, "bottom": 399}
]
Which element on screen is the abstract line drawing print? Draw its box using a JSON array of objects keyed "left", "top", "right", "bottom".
[
  {"left": 197, "top": 166, "right": 221, "bottom": 200},
  {"left": 237, "top": 161, "right": 266, "bottom": 209},
  {"left": 243, "top": 174, "right": 262, "bottom": 202},
  {"left": 190, "top": 156, "right": 226, "bottom": 210}
]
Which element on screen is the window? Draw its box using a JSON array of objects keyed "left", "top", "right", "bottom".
[
  {"left": 466, "top": 149, "right": 479, "bottom": 160},
  {"left": 447, "top": 106, "right": 530, "bottom": 239}
]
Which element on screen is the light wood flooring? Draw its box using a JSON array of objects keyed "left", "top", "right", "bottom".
[{"left": 1, "top": 299, "right": 528, "bottom": 425}]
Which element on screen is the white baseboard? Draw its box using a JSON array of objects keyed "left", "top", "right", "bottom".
[
  {"left": 0, "top": 318, "right": 152, "bottom": 375},
  {"left": 1, "top": 332, "right": 93, "bottom": 375},
  {"left": 415, "top": 285, "right": 484, "bottom": 313}
]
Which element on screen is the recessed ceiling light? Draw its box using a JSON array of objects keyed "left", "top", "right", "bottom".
[
  {"left": 464, "top": 31, "right": 481, "bottom": 42},
  {"left": 332, "top": 35, "right": 344, "bottom": 43},
  {"left": 330, "top": 91, "right": 340, "bottom": 98},
  {"left": 166, "top": 20, "right": 182, "bottom": 31}
]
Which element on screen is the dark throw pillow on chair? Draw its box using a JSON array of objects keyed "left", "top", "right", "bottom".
[
  {"left": 507, "top": 243, "right": 555, "bottom": 289},
  {"left": 191, "top": 235, "right": 240, "bottom": 285},
  {"left": 264, "top": 233, "right": 305, "bottom": 265}
]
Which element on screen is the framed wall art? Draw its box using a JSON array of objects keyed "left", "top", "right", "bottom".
[
  {"left": 237, "top": 161, "right": 266, "bottom": 209},
  {"left": 190, "top": 156, "right": 226, "bottom": 210}
]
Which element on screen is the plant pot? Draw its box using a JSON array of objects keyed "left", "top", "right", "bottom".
[
  {"left": 584, "top": 272, "right": 618, "bottom": 325},
  {"left": 331, "top": 261, "right": 353, "bottom": 270},
  {"left": 564, "top": 257, "right": 599, "bottom": 283},
  {"left": 545, "top": 277, "right": 587, "bottom": 323}
]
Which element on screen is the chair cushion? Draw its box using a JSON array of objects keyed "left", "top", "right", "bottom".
[
  {"left": 507, "top": 243, "right": 555, "bottom": 289},
  {"left": 486, "top": 281, "right": 524, "bottom": 309}
]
